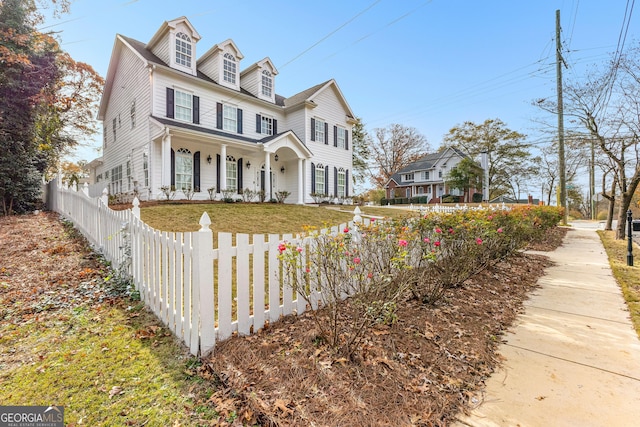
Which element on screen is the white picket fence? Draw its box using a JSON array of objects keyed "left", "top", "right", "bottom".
[{"left": 46, "top": 179, "right": 509, "bottom": 356}]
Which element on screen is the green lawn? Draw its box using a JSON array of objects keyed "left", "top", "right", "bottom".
[{"left": 141, "top": 203, "right": 413, "bottom": 234}]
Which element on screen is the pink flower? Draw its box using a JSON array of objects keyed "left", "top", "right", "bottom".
[
  {"left": 278, "top": 243, "right": 287, "bottom": 254},
  {"left": 476, "top": 238, "right": 483, "bottom": 245},
  {"left": 305, "top": 268, "right": 310, "bottom": 273},
  {"left": 434, "top": 241, "right": 441, "bottom": 247},
  {"left": 353, "top": 257, "right": 361, "bottom": 264},
  {"left": 296, "top": 247, "right": 303, "bottom": 253},
  {"left": 367, "top": 272, "right": 373, "bottom": 279},
  {"left": 448, "top": 228, "right": 454, "bottom": 234},
  {"left": 497, "top": 228, "right": 503, "bottom": 233},
  {"left": 423, "top": 237, "right": 430, "bottom": 243},
  {"left": 435, "top": 228, "right": 442, "bottom": 234},
  {"left": 371, "top": 218, "right": 376, "bottom": 222},
  {"left": 344, "top": 227, "right": 349, "bottom": 233},
  {"left": 488, "top": 215, "right": 494, "bottom": 220},
  {"left": 398, "top": 239, "right": 408, "bottom": 247}
]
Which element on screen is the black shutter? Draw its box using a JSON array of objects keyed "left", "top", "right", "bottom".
[
  {"left": 333, "top": 126, "right": 338, "bottom": 147},
  {"left": 325, "top": 165, "right": 329, "bottom": 193},
  {"left": 170, "top": 148, "right": 175, "bottom": 187},
  {"left": 166, "top": 88, "right": 174, "bottom": 118},
  {"left": 345, "top": 130, "right": 349, "bottom": 150},
  {"left": 310, "top": 162, "right": 315, "bottom": 192},
  {"left": 237, "top": 158, "right": 243, "bottom": 193},
  {"left": 216, "top": 154, "right": 221, "bottom": 192},
  {"left": 260, "top": 170, "right": 265, "bottom": 192},
  {"left": 273, "top": 119, "right": 278, "bottom": 135},
  {"left": 216, "top": 103, "right": 223, "bottom": 129},
  {"left": 310, "top": 118, "right": 315, "bottom": 141},
  {"left": 324, "top": 122, "right": 329, "bottom": 145},
  {"left": 334, "top": 167, "right": 338, "bottom": 197},
  {"left": 237, "top": 108, "right": 243, "bottom": 134},
  {"left": 193, "top": 151, "right": 201, "bottom": 191},
  {"left": 193, "top": 96, "right": 200, "bottom": 124},
  {"left": 345, "top": 170, "right": 349, "bottom": 197},
  {"left": 256, "top": 114, "right": 261, "bottom": 133}
]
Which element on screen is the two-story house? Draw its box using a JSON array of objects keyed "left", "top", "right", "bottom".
[
  {"left": 87, "top": 16, "right": 355, "bottom": 204},
  {"left": 384, "top": 147, "right": 479, "bottom": 203}
]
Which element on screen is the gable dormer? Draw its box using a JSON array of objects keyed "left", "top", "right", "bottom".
[
  {"left": 197, "top": 39, "right": 244, "bottom": 91},
  {"left": 240, "top": 57, "right": 278, "bottom": 103},
  {"left": 147, "top": 17, "right": 201, "bottom": 76}
]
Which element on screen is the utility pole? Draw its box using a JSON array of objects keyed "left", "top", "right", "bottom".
[
  {"left": 590, "top": 138, "right": 596, "bottom": 220},
  {"left": 556, "top": 9, "right": 568, "bottom": 225}
]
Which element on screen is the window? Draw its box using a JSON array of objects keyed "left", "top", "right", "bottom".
[
  {"left": 226, "top": 155, "right": 237, "bottom": 191},
  {"left": 315, "top": 164, "right": 325, "bottom": 194},
  {"left": 175, "top": 148, "right": 193, "bottom": 191},
  {"left": 261, "top": 70, "right": 272, "bottom": 97},
  {"left": 404, "top": 173, "right": 414, "bottom": 181},
  {"left": 96, "top": 173, "right": 103, "bottom": 183},
  {"left": 406, "top": 188, "right": 411, "bottom": 198},
  {"left": 126, "top": 160, "right": 131, "bottom": 190},
  {"left": 261, "top": 116, "right": 273, "bottom": 135},
  {"left": 337, "top": 168, "right": 346, "bottom": 198},
  {"left": 112, "top": 118, "right": 116, "bottom": 142},
  {"left": 336, "top": 127, "right": 346, "bottom": 149},
  {"left": 175, "top": 90, "right": 192, "bottom": 122},
  {"left": 143, "top": 153, "right": 149, "bottom": 187},
  {"left": 417, "top": 187, "right": 424, "bottom": 195},
  {"left": 223, "top": 53, "right": 237, "bottom": 85},
  {"left": 130, "top": 99, "right": 136, "bottom": 129},
  {"left": 223, "top": 105, "right": 237, "bottom": 132},
  {"left": 111, "top": 165, "right": 123, "bottom": 194},
  {"left": 118, "top": 114, "right": 121, "bottom": 128},
  {"left": 314, "top": 119, "right": 325, "bottom": 142},
  {"left": 422, "top": 171, "right": 429, "bottom": 180},
  {"left": 103, "top": 126, "right": 107, "bottom": 148},
  {"left": 438, "top": 170, "right": 443, "bottom": 178},
  {"left": 175, "top": 32, "right": 192, "bottom": 67}
]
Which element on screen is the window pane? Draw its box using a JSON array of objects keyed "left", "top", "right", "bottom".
[
  {"left": 337, "top": 127, "right": 345, "bottom": 149},
  {"left": 315, "top": 119, "right": 325, "bottom": 142},
  {"left": 223, "top": 105, "right": 237, "bottom": 132},
  {"left": 315, "top": 168, "right": 325, "bottom": 194},
  {"left": 223, "top": 54, "right": 237, "bottom": 84},
  {"left": 226, "top": 160, "right": 237, "bottom": 191},
  {"left": 261, "top": 116, "right": 273, "bottom": 135},
  {"left": 176, "top": 150, "right": 193, "bottom": 190},
  {"left": 175, "top": 90, "right": 192, "bottom": 121}
]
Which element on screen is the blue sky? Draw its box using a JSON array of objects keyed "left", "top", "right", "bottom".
[{"left": 40, "top": 0, "right": 637, "bottom": 167}]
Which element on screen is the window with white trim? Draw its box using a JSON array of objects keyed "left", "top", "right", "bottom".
[
  {"left": 175, "top": 32, "right": 192, "bottom": 67},
  {"left": 223, "top": 105, "right": 237, "bottom": 132},
  {"left": 175, "top": 148, "right": 193, "bottom": 191},
  {"left": 223, "top": 53, "right": 237, "bottom": 85},
  {"left": 422, "top": 171, "right": 429, "bottom": 180},
  {"left": 404, "top": 173, "right": 414, "bottom": 181},
  {"left": 111, "top": 165, "right": 122, "bottom": 194},
  {"left": 417, "top": 187, "right": 424, "bottom": 195},
  {"left": 315, "top": 163, "right": 325, "bottom": 194},
  {"left": 337, "top": 168, "right": 346, "bottom": 198},
  {"left": 143, "top": 153, "right": 149, "bottom": 187},
  {"left": 261, "top": 70, "right": 272, "bottom": 97},
  {"left": 226, "top": 155, "right": 237, "bottom": 191},
  {"left": 336, "top": 127, "right": 346, "bottom": 149},
  {"left": 314, "top": 119, "right": 325, "bottom": 142},
  {"left": 130, "top": 99, "right": 136, "bottom": 129},
  {"left": 175, "top": 90, "right": 192, "bottom": 122},
  {"left": 112, "top": 118, "right": 116, "bottom": 142},
  {"left": 126, "top": 160, "right": 131, "bottom": 191},
  {"left": 261, "top": 116, "right": 273, "bottom": 135}
]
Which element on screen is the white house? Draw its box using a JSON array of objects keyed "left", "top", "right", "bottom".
[
  {"left": 384, "top": 147, "right": 480, "bottom": 203},
  {"left": 87, "top": 16, "right": 356, "bottom": 204}
]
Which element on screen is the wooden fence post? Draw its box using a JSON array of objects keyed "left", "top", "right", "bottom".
[{"left": 192, "top": 212, "right": 215, "bottom": 356}]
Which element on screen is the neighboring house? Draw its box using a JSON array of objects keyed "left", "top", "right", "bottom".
[
  {"left": 384, "top": 147, "right": 480, "bottom": 203},
  {"left": 87, "top": 16, "right": 355, "bottom": 203}
]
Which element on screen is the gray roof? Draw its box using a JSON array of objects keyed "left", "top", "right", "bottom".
[
  {"left": 387, "top": 148, "right": 471, "bottom": 185},
  {"left": 120, "top": 35, "right": 331, "bottom": 108}
]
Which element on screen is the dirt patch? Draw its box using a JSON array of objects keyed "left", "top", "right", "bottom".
[{"left": 201, "top": 228, "right": 568, "bottom": 426}]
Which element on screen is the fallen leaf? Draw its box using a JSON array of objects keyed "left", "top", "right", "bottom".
[
  {"left": 274, "top": 399, "right": 293, "bottom": 415},
  {"left": 108, "top": 386, "right": 124, "bottom": 399}
]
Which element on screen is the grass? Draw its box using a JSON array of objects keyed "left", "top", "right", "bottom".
[
  {"left": 597, "top": 230, "right": 640, "bottom": 338},
  {"left": 0, "top": 299, "right": 217, "bottom": 426}
]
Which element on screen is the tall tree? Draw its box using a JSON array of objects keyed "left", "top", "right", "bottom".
[
  {"left": 369, "top": 124, "right": 430, "bottom": 188},
  {"left": 442, "top": 118, "right": 533, "bottom": 200},
  {"left": 351, "top": 117, "right": 371, "bottom": 189},
  {"left": 445, "top": 157, "right": 483, "bottom": 203}
]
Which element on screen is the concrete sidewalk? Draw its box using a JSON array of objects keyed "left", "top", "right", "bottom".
[{"left": 454, "top": 223, "right": 640, "bottom": 427}]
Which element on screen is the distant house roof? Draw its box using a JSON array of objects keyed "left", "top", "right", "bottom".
[{"left": 385, "top": 147, "right": 471, "bottom": 188}]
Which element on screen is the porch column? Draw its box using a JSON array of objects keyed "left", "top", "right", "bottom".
[
  {"left": 220, "top": 144, "right": 227, "bottom": 192},
  {"left": 162, "top": 132, "right": 171, "bottom": 188},
  {"left": 297, "top": 158, "right": 304, "bottom": 204},
  {"left": 264, "top": 152, "right": 271, "bottom": 201}
]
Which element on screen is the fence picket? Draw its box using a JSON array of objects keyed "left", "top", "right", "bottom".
[
  {"left": 267, "top": 234, "right": 280, "bottom": 323},
  {"left": 217, "top": 232, "right": 233, "bottom": 341},
  {"left": 236, "top": 233, "right": 250, "bottom": 336},
  {"left": 252, "top": 234, "right": 266, "bottom": 331}
]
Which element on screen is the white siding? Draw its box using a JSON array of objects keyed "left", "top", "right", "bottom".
[
  {"left": 99, "top": 46, "right": 152, "bottom": 196},
  {"left": 240, "top": 70, "right": 259, "bottom": 98},
  {"left": 150, "top": 36, "right": 170, "bottom": 66}
]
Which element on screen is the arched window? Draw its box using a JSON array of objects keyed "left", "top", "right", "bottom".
[
  {"left": 175, "top": 32, "right": 192, "bottom": 67},
  {"left": 337, "top": 167, "right": 346, "bottom": 198},
  {"left": 175, "top": 148, "right": 193, "bottom": 190},
  {"left": 315, "top": 163, "right": 325, "bottom": 195},
  {"left": 261, "top": 70, "right": 273, "bottom": 97},
  {"left": 223, "top": 53, "right": 237, "bottom": 85},
  {"left": 226, "top": 155, "right": 237, "bottom": 191}
]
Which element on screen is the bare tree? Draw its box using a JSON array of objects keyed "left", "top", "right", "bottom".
[{"left": 369, "top": 124, "right": 430, "bottom": 188}]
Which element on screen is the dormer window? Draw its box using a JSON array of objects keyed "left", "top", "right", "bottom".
[
  {"left": 223, "top": 53, "right": 237, "bottom": 85},
  {"left": 261, "top": 70, "right": 273, "bottom": 97},
  {"left": 175, "top": 32, "right": 192, "bottom": 67}
]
